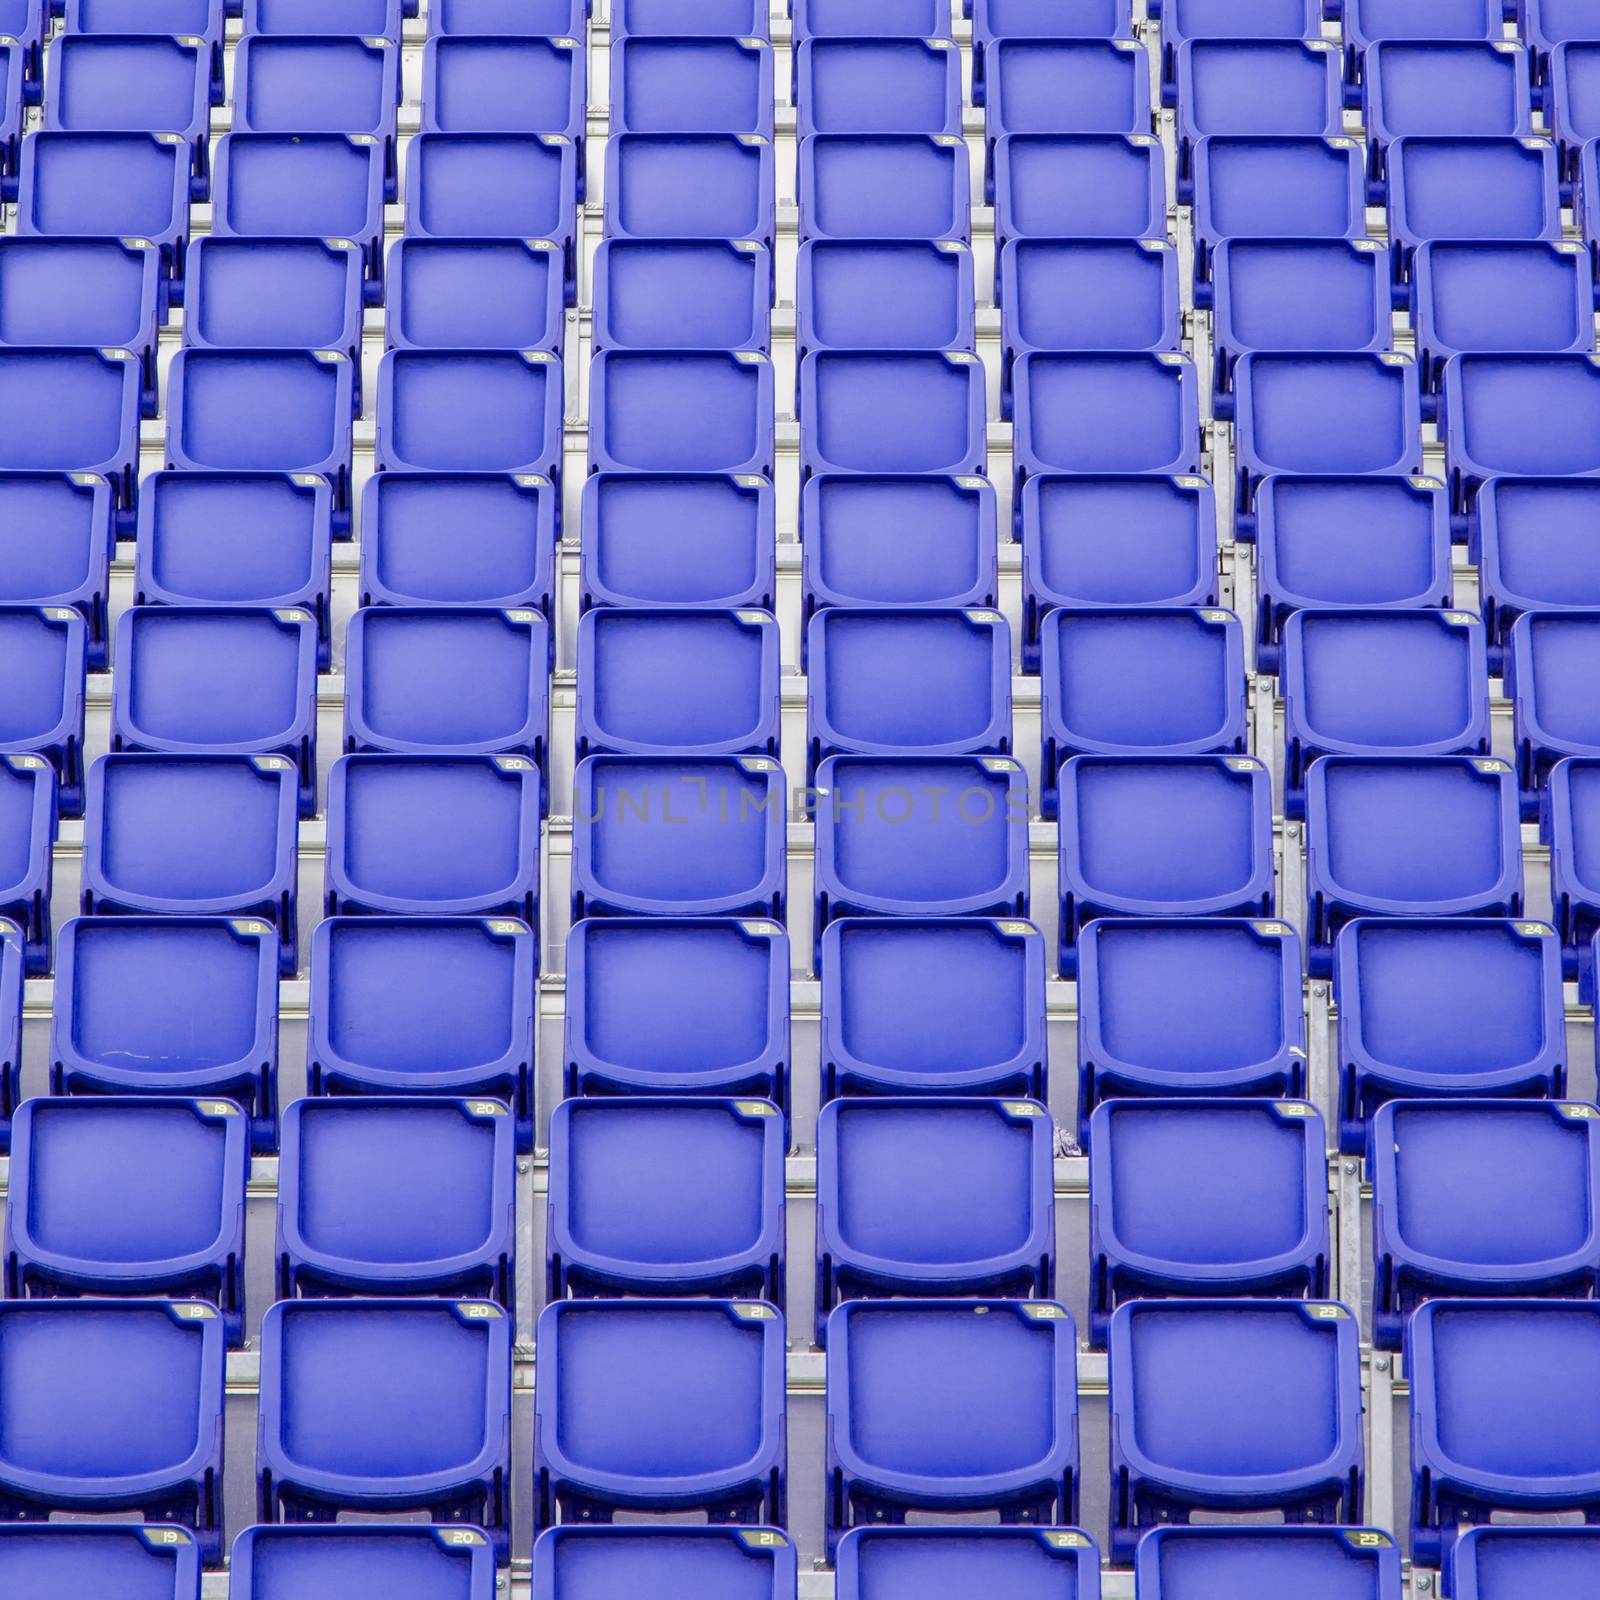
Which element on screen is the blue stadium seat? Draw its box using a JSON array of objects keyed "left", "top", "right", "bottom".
[
  {"left": 1088, "top": 1098, "right": 1329, "bottom": 1344},
  {"left": 1452, "top": 1527, "right": 1600, "bottom": 1600},
  {"left": 0, "top": 921, "right": 17, "bottom": 1140},
  {"left": 594, "top": 239, "right": 771, "bottom": 354},
  {"left": 606, "top": 133, "right": 774, "bottom": 250},
  {"left": 135, "top": 473, "right": 333, "bottom": 666},
  {"left": 0, "top": 1299, "right": 225, "bottom": 1560},
  {"left": 796, "top": 39, "right": 961, "bottom": 137},
  {"left": 1548, "top": 758, "right": 1600, "bottom": 990},
  {"left": 816, "top": 1097, "right": 1054, "bottom": 1338},
  {"left": 583, "top": 473, "right": 775, "bottom": 612},
  {"left": 973, "top": 0, "right": 1132, "bottom": 106},
  {"left": 1039, "top": 609, "right": 1247, "bottom": 809},
  {"left": 565, "top": 917, "right": 788, "bottom": 1104},
  {"left": 814, "top": 754, "right": 1030, "bottom": 945},
  {"left": 1477, "top": 479, "right": 1600, "bottom": 661},
  {"left": 0, "top": 472, "right": 113, "bottom": 668},
  {"left": 1336, "top": 919, "right": 1566, "bottom": 1152},
  {"left": 1135, "top": 1527, "right": 1401, "bottom": 1600},
  {"left": 1020, "top": 474, "right": 1219, "bottom": 670},
  {"left": 278, "top": 1096, "right": 514, "bottom": 1307},
  {"left": 231, "top": 1525, "right": 496, "bottom": 1600},
  {"left": 429, "top": 0, "right": 582, "bottom": 32},
  {"left": 1282, "top": 609, "right": 1491, "bottom": 814},
  {"left": 799, "top": 351, "right": 985, "bottom": 477},
  {"left": 548, "top": 1096, "right": 785, "bottom": 1301},
  {"left": 258, "top": 1298, "right": 513, "bottom": 1560},
  {"left": 1512, "top": 611, "right": 1600, "bottom": 809},
  {"left": 1408, "top": 1300, "right": 1600, "bottom": 1568},
  {"left": 361, "top": 472, "right": 556, "bottom": 619},
  {"left": 1550, "top": 43, "right": 1600, "bottom": 166},
  {"left": 795, "top": 0, "right": 949, "bottom": 37},
  {"left": 1528, "top": 0, "right": 1600, "bottom": 62},
  {"left": 1571, "top": 136, "right": 1600, "bottom": 263},
  {"left": 798, "top": 134, "right": 971, "bottom": 242},
  {"left": 820, "top": 916, "right": 1048, "bottom": 1100},
  {"left": 837, "top": 1527, "right": 1100, "bottom": 1600},
  {"left": 1109, "top": 1298, "right": 1362, "bottom": 1564},
  {"left": 985, "top": 37, "right": 1149, "bottom": 147},
  {"left": 1076, "top": 918, "right": 1307, "bottom": 1136},
  {"left": 590, "top": 351, "right": 775, "bottom": 477},
  {"left": 0, "top": 604, "right": 86, "bottom": 816},
  {"left": 992, "top": 132, "right": 1166, "bottom": 250},
  {"left": 534, "top": 1298, "right": 787, "bottom": 1528},
  {"left": 4, "top": 1096, "right": 248, "bottom": 1341},
  {"left": 615, "top": 0, "right": 766, "bottom": 34},
  {"left": 52, "top": 915, "right": 280, "bottom": 1149},
  {"left": 797, "top": 240, "right": 974, "bottom": 357},
  {"left": 534, "top": 1527, "right": 797, "bottom": 1600},
  {"left": 242, "top": 0, "right": 403, "bottom": 34},
  {"left": 1340, "top": 0, "right": 1505, "bottom": 58},
  {"left": 826, "top": 1298, "right": 1077, "bottom": 1551},
  {"left": 422, "top": 36, "right": 583, "bottom": 138},
  {"left": 1158, "top": 0, "right": 1322, "bottom": 81},
  {"left": 0, "top": 753, "right": 53, "bottom": 973},
  {"left": 64, "top": 0, "right": 223, "bottom": 102},
  {"left": 81, "top": 753, "right": 300, "bottom": 970},
  {"left": 345, "top": 608, "right": 549, "bottom": 776},
  {"left": 309, "top": 916, "right": 535, "bottom": 1148},
  {"left": 0, "top": 0, "right": 43, "bottom": 98},
  {"left": 577, "top": 608, "right": 780, "bottom": 759},
  {"left": 571, "top": 754, "right": 786, "bottom": 921},
  {"left": 611, "top": 37, "right": 774, "bottom": 138},
  {"left": 324, "top": 754, "right": 540, "bottom": 925},
  {"left": 0, "top": 1525, "right": 203, "bottom": 1600},
  {"left": 1372, "top": 1098, "right": 1600, "bottom": 1348}
]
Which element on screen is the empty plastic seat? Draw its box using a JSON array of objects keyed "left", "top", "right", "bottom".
[
  {"left": 583, "top": 474, "right": 775, "bottom": 612},
  {"left": 534, "top": 1299, "right": 787, "bottom": 1527},
  {"left": 985, "top": 38, "right": 1149, "bottom": 150},
  {"left": 259, "top": 1298, "right": 513, "bottom": 1559},
  {"left": 594, "top": 239, "right": 771, "bottom": 354},
  {"left": 361, "top": 472, "right": 556, "bottom": 618},
  {"left": 309, "top": 916, "right": 535, "bottom": 1146},
  {"left": 816, "top": 1097, "right": 1054, "bottom": 1336},
  {"left": 1088, "top": 1098, "right": 1329, "bottom": 1343},
  {"left": 799, "top": 352, "right": 986, "bottom": 477},
  {"left": 993, "top": 132, "right": 1165, "bottom": 249},
  {"left": 1408, "top": 1300, "right": 1600, "bottom": 1567},
  {"left": 611, "top": 37, "right": 774, "bottom": 138},
  {"left": 797, "top": 240, "right": 975, "bottom": 357},
  {"left": 606, "top": 133, "right": 773, "bottom": 249},
  {"left": 4, "top": 1097, "right": 248, "bottom": 1340},
  {"left": 1549, "top": 759, "right": 1600, "bottom": 988},
  {"left": 798, "top": 134, "right": 971, "bottom": 242},
  {"left": 838, "top": 1527, "right": 1099, "bottom": 1600},
  {"left": 243, "top": 0, "right": 403, "bottom": 33},
  {"left": 0, "top": 1524, "right": 204, "bottom": 1600},
  {"left": 796, "top": 0, "right": 950, "bottom": 37},
  {"left": 0, "top": 754, "right": 52, "bottom": 973},
  {"left": 1159, "top": 0, "right": 1322, "bottom": 66},
  {"left": 82, "top": 753, "right": 299, "bottom": 969},
  {"left": 826, "top": 1298, "right": 1077, "bottom": 1551},
  {"left": 232, "top": 1525, "right": 496, "bottom": 1600},
  {"left": 52, "top": 915, "right": 279, "bottom": 1148},
  {"left": 391, "top": 237, "right": 568, "bottom": 354},
  {"left": 590, "top": 351, "right": 775, "bottom": 477},
  {"left": 1550, "top": 42, "right": 1600, "bottom": 162},
  {"left": 0, "top": 1299, "right": 225, "bottom": 1558},
  {"left": 0, "top": 0, "right": 44, "bottom": 94},
  {"left": 65, "top": 0, "right": 223, "bottom": 99},
  {"left": 1528, "top": 0, "right": 1600, "bottom": 59},
  {"left": 577, "top": 608, "right": 779, "bottom": 759},
  {"left": 548, "top": 1096, "right": 786, "bottom": 1301},
  {"left": 345, "top": 607, "right": 548, "bottom": 779},
  {"left": 430, "top": 0, "right": 582, "bottom": 31},
  {"left": 1442, "top": 354, "right": 1600, "bottom": 503},
  {"left": 0, "top": 921, "right": 16, "bottom": 1137},
  {"left": 1477, "top": 479, "right": 1600, "bottom": 655},
  {"left": 1135, "top": 1527, "right": 1402, "bottom": 1600},
  {"left": 973, "top": 0, "right": 1131, "bottom": 105},
  {"left": 0, "top": 604, "right": 86, "bottom": 816},
  {"left": 534, "top": 1527, "right": 797, "bottom": 1600},
  {"left": 1058, "top": 755, "right": 1275, "bottom": 971},
  {"left": 0, "top": 475, "right": 111, "bottom": 673},
  {"left": 423, "top": 36, "right": 583, "bottom": 144},
  {"left": 796, "top": 38, "right": 961, "bottom": 137},
  {"left": 1451, "top": 1526, "right": 1600, "bottom": 1600},
  {"left": 615, "top": 0, "right": 765, "bottom": 34},
  {"left": 1569, "top": 135, "right": 1600, "bottom": 263},
  {"left": 1512, "top": 611, "right": 1600, "bottom": 806},
  {"left": 571, "top": 754, "right": 786, "bottom": 920}
]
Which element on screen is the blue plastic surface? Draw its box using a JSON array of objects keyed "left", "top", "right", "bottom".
[
  {"left": 1528, "top": 0, "right": 1600, "bottom": 56},
  {"left": 0, "top": 605, "right": 86, "bottom": 816},
  {"left": 800, "top": 351, "right": 985, "bottom": 477},
  {"left": 1511, "top": 611, "right": 1600, "bottom": 806},
  {"left": 796, "top": 39, "right": 961, "bottom": 137},
  {"left": 1550, "top": 42, "right": 1600, "bottom": 164},
  {"left": 244, "top": 0, "right": 404, "bottom": 32},
  {"left": 986, "top": 37, "right": 1149, "bottom": 142},
  {"left": 429, "top": 0, "right": 582, "bottom": 31},
  {"left": 1135, "top": 1527, "right": 1402, "bottom": 1600},
  {"left": 1442, "top": 354, "right": 1600, "bottom": 503},
  {"left": 611, "top": 37, "right": 773, "bottom": 137},
  {"left": 796, "top": 0, "right": 949, "bottom": 36},
  {"left": 594, "top": 239, "right": 771, "bottom": 354},
  {"left": 590, "top": 350, "right": 775, "bottom": 477},
  {"left": 993, "top": 133, "right": 1166, "bottom": 248},
  {"left": 0, "top": 0, "right": 44, "bottom": 94},
  {"left": 797, "top": 240, "right": 975, "bottom": 356},
  {"left": 837, "top": 1527, "right": 1101, "bottom": 1600},
  {"left": 0, "top": 472, "right": 113, "bottom": 669},
  {"left": 0, "top": 1524, "right": 204, "bottom": 1600},
  {"left": 615, "top": 0, "right": 766, "bottom": 34},
  {"left": 972, "top": 0, "right": 1131, "bottom": 105},
  {"left": 606, "top": 133, "right": 773, "bottom": 249},
  {"left": 0, "top": 922, "right": 17, "bottom": 1141},
  {"left": 231, "top": 1525, "right": 496, "bottom": 1600},
  {"left": 422, "top": 36, "right": 583, "bottom": 137},
  {"left": 63, "top": 0, "right": 221, "bottom": 98},
  {"left": 1477, "top": 478, "right": 1600, "bottom": 655},
  {"left": 798, "top": 134, "right": 971, "bottom": 242},
  {"left": 532, "top": 1527, "right": 798, "bottom": 1600},
  {"left": 0, "top": 754, "right": 54, "bottom": 973},
  {"left": 1452, "top": 1526, "right": 1600, "bottom": 1600}
]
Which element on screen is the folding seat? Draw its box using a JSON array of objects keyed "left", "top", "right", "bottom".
[
  {"left": 797, "top": 239, "right": 975, "bottom": 358},
  {"left": 242, "top": 0, "right": 404, "bottom": 34},
  {"left": 1551, "top": 42, "right": 1600, "bottom": 169},
  {"left": 798, "top": 133, "right": 971, "bottom": 243},
  {"left": 799, "top": 352, "right": 985, "bottom": 478},
  {"left": 1088, "top": 1098, "right": 1329, "bottom": 1342},
  {"left": 611, "top": 37, "right": 775, "bottom": 139},
  {"left": 324, "top": 754, "right": 541, "bottom": 926},
  {"left": 258, "top": 1298, "right": 513, "bottom": 1560},
  {"left": 1135, "top": 1527, "right": 1402, "bottom": 1600},
  {"left": 1340, "top": 0, "right": 1506, "bottom": 59},
  {"left": 0, "top": 605, "right": 86, "bottom": 816},
  {"left": 571, "top": 754, "right": 786, "bottom": 920},
  {"left": 0, "top": 1299, "right": 225, "bottom": 1559},
  {"left": 1282, "top": 609, "right": 1491, "bottom": 814},
  {"left": 1158, "top": 0, "right": 1322, "bottom": 99},
  {"left": 1408, "top": 1300, "right": 1600, "bottom": 1568},
  {"left": 1476, "top": 479, "right": 1600, "bottom": 660},
  {"left": 310, "top": 916, "right": 535, "bottom": 1147},
  {"left": 0, "top": 472, "right": 113, "bottom": 669},
  {"left": 535, "top": 1528, "right": 796, "bottom": 1600},
  {"left": 0, "top": 921, "right": 17, "bottom": 1139},
  {"left": 576, "top": 608, "right": 780, "bottom": 759},
  {"left": 0, "top": 1525, "right": 204, "bottom": 1600},
  {"left": 232, "top": 1525, "right": 497, "bottom": 1600},
  {"left": 1451, "top": 1527, "right": 1600, "bottom": 1600},
  {"left": 566, "top": 917, "right": 788, "bottom": 1104},
  {"left": 615, "top": 0, "right": 766, "bottom": 35},
  {"left": 535, "top": 1298, "right": 787, "bottom": 1526},
  {"left": 826, "top": 1298, "right": 1077, "bottom": 1550},
  {"left": 815, "top": 1097, "right": 1054, "bottom": 1337},
  {"left": 0, "top": 0, "right": 42, "bottom": 100},
  {"left": 992, "top": 132, "right": 1166, "bottom": 251},
  {"left": 1058, "top": 756, "right": 1275, "bottom": 973},
  {"left": 0, "top": 753, "right": 53, "bottom": 973},
  {"left": 1549, "top": 758, "right": 1600, "bottom": 989},
  {"left": 1511, "top": 611, "right": 1600, "bottom": 811},
  {"left": 605, "top": 133, "right": 774, "bottom": 251},
  {"left": 4, "top": 1097, "right": 249, "bottom": 1341},
  {"left": 0, "top": 42, "right": 24, "bottom": 200},
  {"left": 430, "top": 0, "right": 583, "bottom": 32},
  {"left": 1308, "top": 756, "right": 1523, "bottom": 975},
  {"left": 590, "top": 351, "right": 775, "bottom": 478},
  {"left": 972, "top": 0, "right": 1132, "bottom": 106},
  {"left": 594, "top": 239, "right": 771, "bottom": 355},
  {"left": 583, "top": 474, "right": 775, "bottom": 613},
  {"left": 111, "top": 605, "right": 318, "bottom": 814},
  {"left": 390, "top": 235, "right": 567, "bottom": 350},
  {"left": 361, "top": 472, "right": 556, "bottom": 621},
  {"left": 837, "top": 1528, "right": 1100, "bottom": 1600},
  {"left": 795, "top": 39, "right": 962, "bottom": 137},
  {"left": 794, "top": 0, "right": 950, "bottom": 37},
  {"left": 63, "top": 0, "right": 225, "bottom": 101},
  {"left": 1020, "top": 474, "right": 1218, "bottom": 670},
  {"left": 813, "top": 754, "right": 1030, "bottom": 946},
  {"left": 1574, "top": 136, "right": 1600, "bottom": 262},
  {"left": 1527, "top": 0, "right": 1600, "bottom": 67},
  {"left": 82, "top": 753, "right": 300, "bottom": 970},
  {"left": 547, "top": 1096, "right": 785, "bottom": 1301},
  {"left": 44, "top": 35, "right": 211, "bottom": 199},
  {"left": 1038, "top": 608, "right": 1247, "bottom": 810}
]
